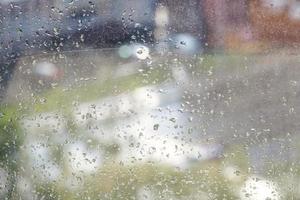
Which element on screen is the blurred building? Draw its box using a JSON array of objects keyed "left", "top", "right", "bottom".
[
  {"left": 3, "top": 0, "right": 300, "bottom": 52},
  {"left": 202, "top": 0, "right": 253, "bottom": 50},
  {"left": 250, "top": 0, "right": 300, "bottom": 45},
  {"left": 157, "top": 0, "right": 206, "bottom": 51},
  {"left": 158, "top": 0, "right": 254, "bottom": 51},
  {"left": 202, "top": 0, "right": 300, "bottom": 50}
]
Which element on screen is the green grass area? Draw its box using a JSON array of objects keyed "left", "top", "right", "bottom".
[
  {"left": 32, "top": 67, "right": 169, "bottom": 113},
  {"left": 30, "top": 161, "right": 239, "bottom": 200},
  {"left": 0, "top": 104, "right": 22, "bottom": 163}
]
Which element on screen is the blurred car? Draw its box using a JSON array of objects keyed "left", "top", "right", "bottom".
[{"left": 0, "top": 0, "right": 157, "bottom": 98}]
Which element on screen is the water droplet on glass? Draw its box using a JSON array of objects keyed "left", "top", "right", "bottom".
[
  {"left": 169, "top": 118, "right": 176, "bottom": 123},
  {"left": 153, "top": 124, "right": 159, "bottom": 131},
  {"left": 135, "top": 46, "right": 150, "bottom": 60}
]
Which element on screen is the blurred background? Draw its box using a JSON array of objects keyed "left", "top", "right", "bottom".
[{"left": 1, "top": 0, "right": 300, "bottom": 199}]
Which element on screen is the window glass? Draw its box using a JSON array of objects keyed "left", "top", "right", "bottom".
[{"left": 0, "top": 0, "right": 298, "bottom": 199}]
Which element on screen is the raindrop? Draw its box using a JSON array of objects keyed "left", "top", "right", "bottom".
[
  {"left": 88, "top": 1, "right": 95, "bottom": 8},
  {"left": 135, "top": 46, "right": 150, "bottom": 60},
  {"left": 17, "top": 27, "right": 23, "bottom": 33},
  {"left": 66, "top": 0, "right": 74, "bottom": 4},
  {"left": 39, "top": 97, "right": 47, "bottom": 104},
  {"left": 169, "top": 118, "right": 176, "bottom": 123}
]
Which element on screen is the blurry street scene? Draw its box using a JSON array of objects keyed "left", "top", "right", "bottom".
[{"left": 1, "top": 0, "right": 300, "bottom": 199}]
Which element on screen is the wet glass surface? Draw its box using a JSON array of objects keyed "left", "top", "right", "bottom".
[{"left": 1, "top": 0, "right": 300, "bottom": 199}]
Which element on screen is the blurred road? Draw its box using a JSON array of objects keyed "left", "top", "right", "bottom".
[{"left": 185, "top": 53, "right": 300, "bottom": 144}]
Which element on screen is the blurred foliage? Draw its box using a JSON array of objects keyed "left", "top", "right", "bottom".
[
  {"left": 27, "top": 161, "right": 239, "bottom": 200},
  {"left": 0, "top": 104, "right": 23, "bottom": 199},
  {"left": 0, "top": 104, "right": 22, "bottom": 166},
  {"left": 33, "top": 67, "right": 168, "bottom": 113}
]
